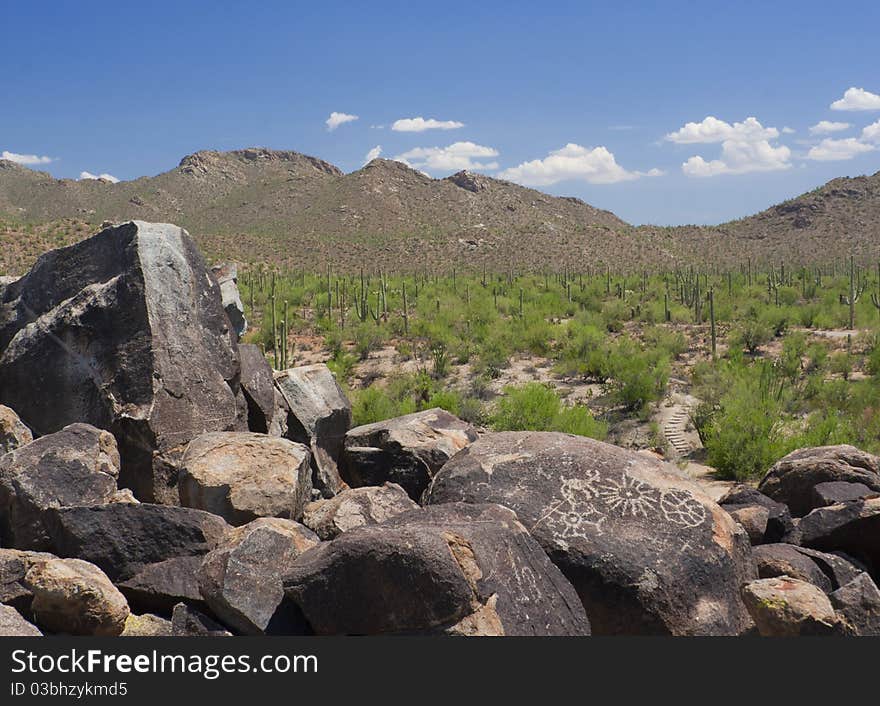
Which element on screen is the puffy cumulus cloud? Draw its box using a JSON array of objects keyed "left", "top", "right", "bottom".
[
  {"left": 325, "top": 112, "right": 358, "bottom": 131},
  {"left": 391, "top": 117, "right": 464, "bottom": 132},
  {"left": 496, "top": 143, "right": 663, "bottom": 186},
  {"left": 831, "top": 87, "right": 880, "bottom": 111},
  {"left": 1, "top": 150, "right": 53, "bottom": 165},
  {"left": 665, "top": 116, "right": 779, "bottom": 144},
  {"left": 393, "top": 141, "right": 499, "bottom": 172},
  {"left": 682, "top": 140, "right": 792, "bottom": 177},
  {"left": 809, "top": 120, "right": 851, "bottom": 135},
  {"left": 79, "top": 171, "right": 120, "bottom": 183},
  {"left": 862, "top": 120, "right": 880, "bottom": 143},
  {"left": 362, "top": 145, "right": 382, "bottom": 165},
  {"left": 806, "top": 138, "right": 876, "bottom": 161}
]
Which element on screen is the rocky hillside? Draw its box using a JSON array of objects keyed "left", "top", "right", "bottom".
[
  {"left": 2, "top": 221, "right": 880, "bottom": 637},
  {"left": 0, "top": 148, "right": 879, "bottom": 273}
]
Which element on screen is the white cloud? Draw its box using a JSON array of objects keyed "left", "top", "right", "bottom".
[
  {"left": 806, "top": 137, "right": 876, "bottom": 161},
  {"left": 391, "top": 117, "right": 465, "bottom": 132},
  {"left": 79, "top": 171, "right": 120, "bottom": 183},
  {"left": 497, "top": 143, "right": 662, "bottom": 186},
  {"left": 782, "top": 126, "right": 796, "bottom": 134},
  {"left": 682, "top": 140, "right": 792, "bottom": 177},
  {"left": 809, "top": 120, "right": 851, "bottom": 135},
  {"left": 325, "top": 112, "right": 358, "bottom": 131},
  {"left": 1, "top": 150, "right": 53, "bottom": 166},
  {"left": 393, "top": 141, "right": 499, "bottom": 172},
  {"left": 665, "top": 116, "right": 779, "bottom": 144},
  {"left": 831, "top": 87, "right": 880, "bottom": 111},
  {"left": 363, "top": 145, "right": 382, "bottom": 165},
  {"left": 862, "top": 120, "right": 880, "bottom": 143}
]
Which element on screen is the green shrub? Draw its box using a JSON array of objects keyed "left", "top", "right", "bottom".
[{"left": 490, "top": 383, "right": 606, "bottom": 439}]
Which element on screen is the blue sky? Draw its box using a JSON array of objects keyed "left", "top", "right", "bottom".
[{"left": 3, "top": 0, "right": 880, "bottom": 225}]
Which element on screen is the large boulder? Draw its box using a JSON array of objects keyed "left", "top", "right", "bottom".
[
  {"left": 283, "top": 503, "right": 590, "bottom": 636},
  {"left": 758, "top": 445, "right": 880, "bottom": 516},
  {"left": 341, "top": 408, "right": 478, "bottom": 502},
  {"left": 829, "top": 573, "right": 880, "bottom": 636},
  {"left": 178, "top": 432, "right": 312, "bottom": 525},
  {"left": 238, "top": 344, "right": 277, "bottom": 434},
  {"left": 812, "top": 481, "right": 877, "bottom": 508},
  {"left": 795, "top": 498, "right": 880, "bottom": 575},
  {"left": 210, "top": 263, "right": 246, "bottom": 339},
  {"left": 122, "top": 612, "right": 173, "bottom": 637},
  {"left": 25, "top": 557, "right": 129, "bottom": 636},
  {"left": 0, "top": 423, "right": 124, "bottom": 550},
  {"left": 426, "top": 431, "right": 755, "bottom": 635},
  {"left": 275, "top": 364, "right": 350, "bottom": 497},
  {"left": 0, "top": 404, "right": 32, "bottom": 454},
  {"left": 198, "top": 518, "right": 319, "bottom": 635},
  {"left": 42, "top": 503, "right": 229, "bottom": 582},
  {"left": 0, "top": 221, "right": 242, "bottom": 505},
  {"left": 741, "top": 576, "right": 844, "bottom": 636},
  {"left": 752, "top": 544, "right": 848, "bottom": 592},
  {"left": 0, "top": 603, "right": 42, "bottom": 636},
  {"left": 302, "top": 483, "right": 418, "bottom": 540}
]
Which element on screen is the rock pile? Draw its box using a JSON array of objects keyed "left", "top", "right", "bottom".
[{"left": 2, "top": 221, "right": 880, "bottom": 637}]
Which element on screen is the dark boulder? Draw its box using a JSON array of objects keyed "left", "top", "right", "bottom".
[
  {"left": 0, "top": 221, "right": 241, "bottom": 504},
  {"left": 171, "top": 603, "right": 231, "bottom": 636},
  {"left": 238, "top": 344, "right": 277, "bottom": 434},
  {"left": 796, "top": 498, "right": 880, "bottom": 575},
  {"left": 117, "top": 556, "right": 205, "bottom": 615},
  {"left": 275, "top": 364, "right": 351, "bottom": 497},
  {"left": 283, "top": 503, "right": 590, "bottom": 636},
  {"left": 829, "top": 573, "right": 880, "bottom": 636},
  {"left": 426, "top": 431, "right": 755, "bottom": 635},
  {"left": 811, "top": 481, "right": 877, "bottom": 508},
  {"left": 341, "top": 408, "right": 478, "bottom": 502},
  {"left": 757, "top": 445, "right": 880, "bottom": 516},
  {"left": 43, "top": 503, "right": 229, "bottom": 582},
  {"left": 198, "top": 518, "right": 319, "bottom": 635},
  {"left": 0, "top": 423, "right": 126, "bottom": 550},
  {"left": 753, "top": 544, "right": 833, "bottom": 592}
]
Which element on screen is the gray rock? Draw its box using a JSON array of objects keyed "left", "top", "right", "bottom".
[
  {"left": 812, "top": 481, "right": 877, "bottom": 508},
  {"left": 275, "top": 364, "right": 350, "bottom": 497},
  {"left": 427, "top": 431, "right": 755, "bottom": 635},
  {"left": 725, "top": 505, "right": 770, "bottom": 545},
  {"left": 238, "top": 344, "right": 277, "bottom": 434},
  {"left": 758, "top": 445, "right": 880, "bottom": 516},
  {"left": 0, "top": 423, "right": 124, "bottom": 550},
  {"left": 43, "top": 503, "right": 230, "bottom": 582},
  {"left": 719, "top": 484, "right": 794, "bottom": 543},
  {"left": 179, "top": 432, "right": 312, "bottom": 525},
  {"left": 0, "top": 548, "right": 56, "bottom": 613},
  {"left": 0, "top": 404, "right": 32, "bottom": 454},
  {"left": 302, "top": 483, "right": 418, "bottom": 540},
  {"left": 210, "top": 263, "right": 246, "bottom": 338},
  {"left": 171, "top": 603, "right": 231, "bottom": 636},
  {"left": 117, "top": 556, "right": 205, "bottom": 615},
  {"left": 198, "top": 518, "right": 319, "bottom": 635},
  {"left": 341, "top": 408, "right": 478, "bottom": 501},
  {"left": 0, "top": 221, "right": 241, "bottom": 504},
  {"left": 0, "top": 603, "right": 41, "bottom": 636},
  {"left": 283, "top": 503, "right": 590, "bottom": 636},
  {"left": 796, "top": 497, "right": 880, "bottom": 573},
  {"left": 25, "top": 557, "right": 129, "bottom": 636},
  {"left": 753, "top": 544, "right": 833, "bottom": 592},
  {"left": 829, "top": 573, "right": 880, "bottom": 636}
]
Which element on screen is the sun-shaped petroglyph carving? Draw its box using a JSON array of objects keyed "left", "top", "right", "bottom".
[
  {"left": 659, "top": 489, "right": 707, "bottom": 528},
  {"left": 597, "top": 475, "right": 659, "bottom": 518}
]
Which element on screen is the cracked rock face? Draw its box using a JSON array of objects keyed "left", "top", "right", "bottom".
[
  {"left": 426, "top": 431, "right": 756, "bottom": 635},
  {"left": 0, "top": 404, "right": 32, "bottom": 454},
  {"left": 282, "top": 502, "right": 590, "bottom": 636},
  {"left": 0, "top": 221, "right": 241, "bottom": 505},
  {"left": 302, "top": 482, "right": 418, "bottom": 540}
]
